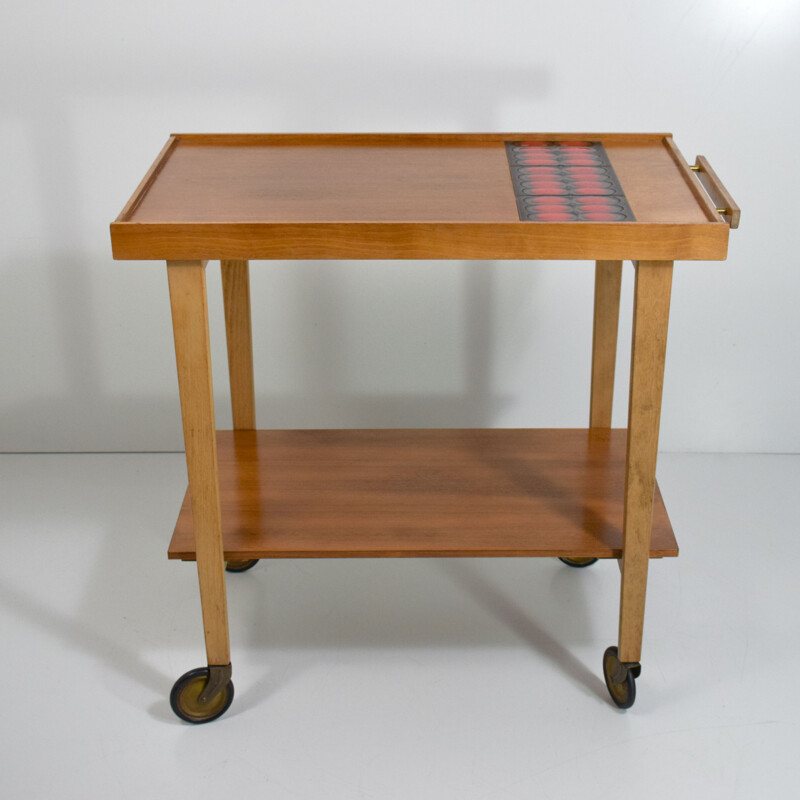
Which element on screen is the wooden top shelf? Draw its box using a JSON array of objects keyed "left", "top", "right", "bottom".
[
  {"left": 111, "top": 133, "right": 730, "bottom": 262},
  {"left": 168, "top": 428, "right": 678, "bottom": 561}
]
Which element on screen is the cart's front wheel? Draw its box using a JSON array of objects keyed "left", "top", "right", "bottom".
[
  {"left": 559, "top": 557, "right": 598, "bottom": 568},
  {"left": 170, "top": 667, "right": 234, "bottom": 724},
  {"left": 226, "top": 559, "right": 259, "bottom": 573},
  {"left": 602, "top": 646, "right": 639, "bottom": 709}
]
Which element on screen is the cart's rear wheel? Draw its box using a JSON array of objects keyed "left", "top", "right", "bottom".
[
  {"left": 559, "top": 557, "right": 599, "bottom": 568},
  {"left": 602, "top": 646, "right": 638, "bottom": 709},
  {"left": 170, "top": 667, "right": 234, "bottom": 724},
  {"left": 226, "top": 559, "right": 259, "bottom": 573}
]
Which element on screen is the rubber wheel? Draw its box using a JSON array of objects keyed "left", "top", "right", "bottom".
[
  {"left": 559, "top": 557, "right": 599, "bottom": 568},
  {"left": 170, "top": 667, "right": 234, "bottom": 724},
  {"left": 226, "top": 559, "right": 259, "bottom": 573},
  {"left": 602, "top": 646, "right": 637, "bottom": 709}
]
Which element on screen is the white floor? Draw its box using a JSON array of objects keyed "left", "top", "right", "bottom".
[{"left": 1, "top": 451, "right": 798, "bottom": 799}]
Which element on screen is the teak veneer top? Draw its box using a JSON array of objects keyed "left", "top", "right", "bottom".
[{"left": 111, "top": 133, "right": 730, "bottom": 261}]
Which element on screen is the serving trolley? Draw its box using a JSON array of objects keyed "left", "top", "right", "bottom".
[{"left": 110, "top": 133, "right": 738, "bottom": 722}]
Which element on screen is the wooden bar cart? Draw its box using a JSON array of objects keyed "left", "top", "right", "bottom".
[{"left": 110, "top": 133, "right": 738, "bottom": 722}]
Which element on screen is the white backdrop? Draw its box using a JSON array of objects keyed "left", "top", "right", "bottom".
[{"left": 1, "top": 0, "right": 797, "bottom": 453}]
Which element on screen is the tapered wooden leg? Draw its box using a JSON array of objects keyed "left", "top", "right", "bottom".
[
  {"left": 590, "top": 260, "right": 623, "bottom": 429},
  {"left": 167, "top": 260, "right": 230, "bottom": 667},
  {"left": 618, "top": 261, "right": 673, "bottom": 663},
  {"left": 221, "top": 260, "right": 256, "bottom": 430}
]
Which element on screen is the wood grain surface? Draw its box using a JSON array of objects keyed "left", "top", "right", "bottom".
[
  {"left": 590, "top": 260, "right": 623, "bottom": 429},
  {"left": 618, "top": 261, "right": 673, "bottom": 663},
  {"left": 166, "top": 261, "right": 230, "bottom": 665},
  {"left": 169, "top": 428, "right": 678, "bottom": 560},
  {"left": 110, "top": 133, "right": 731, "bottom": 261},
  {"left": 220, "top": 259, "right": 256, "bottom": 430}
]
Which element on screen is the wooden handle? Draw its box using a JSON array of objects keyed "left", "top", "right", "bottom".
[{"left": 692, "top": 156, "right": 740, "bottom": 229}]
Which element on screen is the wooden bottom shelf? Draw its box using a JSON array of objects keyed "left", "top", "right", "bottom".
[{"left": 169, "top": 428, "right": 678, "bottom": 560}]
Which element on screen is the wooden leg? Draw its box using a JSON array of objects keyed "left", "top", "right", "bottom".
[
  {"left": 221, "top": 260, "right": 256, "bottom": 430},
  {"left": 618, "top": 261, "right": 673, "bottom": 663},
  {"left": 590, "top": 260, "right": 623, "bottom": 429},
  {"left": 167, "top": 260, "right": 230, "bottom": 667}
]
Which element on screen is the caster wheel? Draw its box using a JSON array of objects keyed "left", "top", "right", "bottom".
[
  {"left": 170, "top": 667, "right": 234, "bottom": 724},
  {"left": 226, "top": 559, "right": 259, "bottom": 573},
  {"left": 602, "top": 646, "right": 638, "bottom": 709},
  {"left": 559, "top": 557, "right": 598, "bottom": 568}
]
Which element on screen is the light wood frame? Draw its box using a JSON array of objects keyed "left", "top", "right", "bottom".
[
  {"left": 131, "top": 133, "right": 737, "bottom": 706},
  {"left": 166, "top": 257, "right": 674, "bottom": 674},
  {"left": 618, "top": 261, "right": 673, "bottom": 662},
  {"left": 167, "top": 260, "right": 230, "bottom": 667}
]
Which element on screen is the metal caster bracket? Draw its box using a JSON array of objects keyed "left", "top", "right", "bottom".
[{"left": 198, "top": 663, "right": 232, "bottom": 705}]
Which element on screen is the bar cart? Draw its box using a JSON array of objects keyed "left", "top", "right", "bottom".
[{"left": 110, "top": 133, "right": 739, "bottom": 722}]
